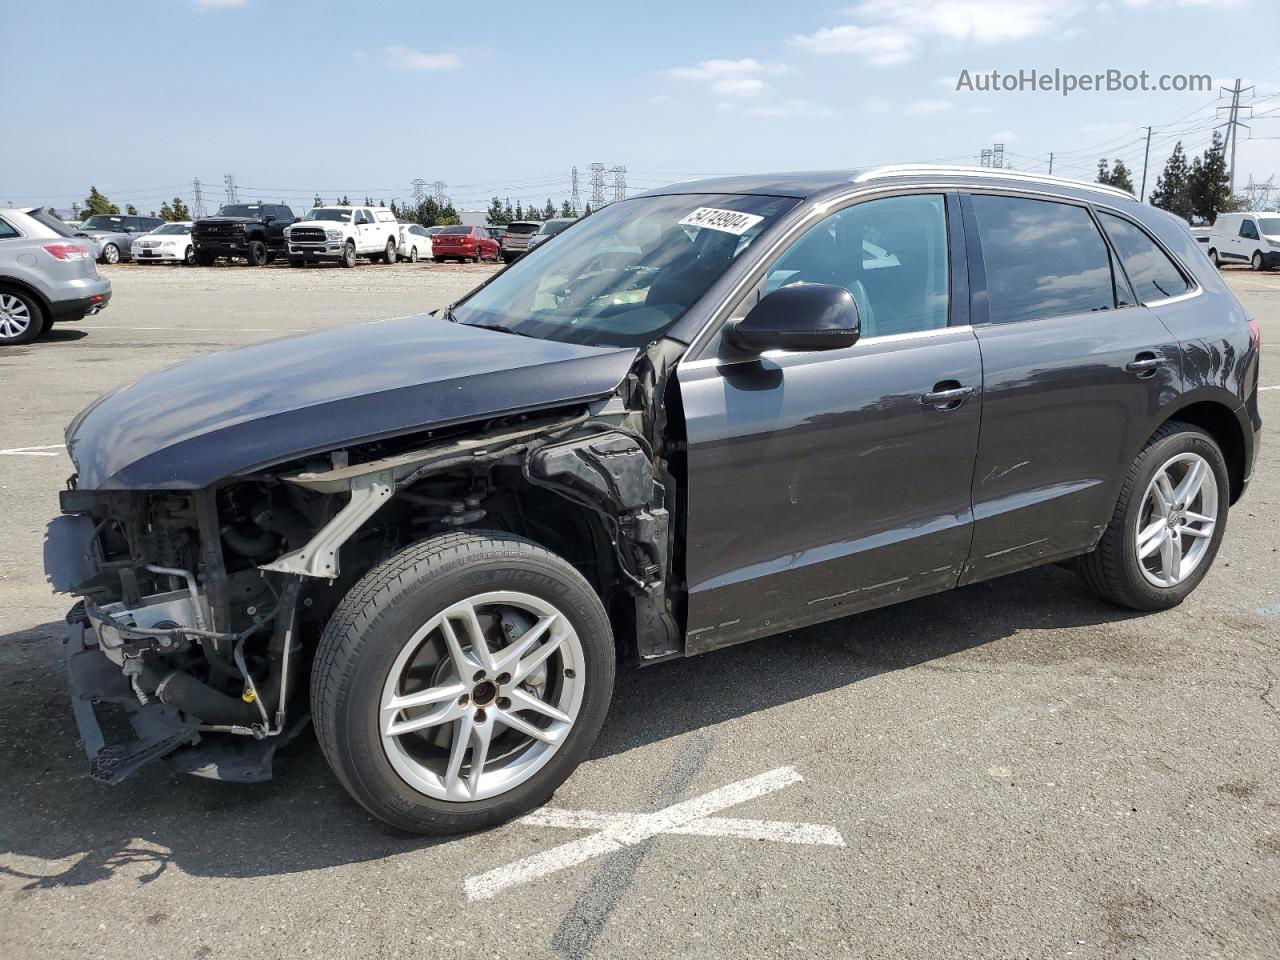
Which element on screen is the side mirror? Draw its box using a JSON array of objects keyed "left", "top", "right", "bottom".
[
  {"left": 264, "top": 215, "right": 276, "bottom": 223},
  {"left": 728, "top": 282, "right": 861, "bottom": 353}
]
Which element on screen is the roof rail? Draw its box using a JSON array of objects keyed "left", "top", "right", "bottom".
[{"left": 853, "top": 164, "right": 1137, "bottom": 201}]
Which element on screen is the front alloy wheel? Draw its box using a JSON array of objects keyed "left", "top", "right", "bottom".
[
  {"left": 1253, "top": 251, "right": 1265, "bottom": 272},
  {"left": 312, "top": 531, "right": 614, "bottom": 834},
  {"left": 100, "top": 243, "right": 120, "bottom": 265},
  {"left": 380, "top": 592, "right": 583, "bottom": 802}
]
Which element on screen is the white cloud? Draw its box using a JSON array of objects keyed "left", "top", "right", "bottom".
[
  {"left": 906, "top": 99, "right": 953, "bottom": 114},
  {"left": 797, "top": 1, "right": 1083, "bottom": 66},
  {"left": 788, "top": 24, "right": 915, "bottom": 66},
  {"left": 385, "top": 46, "right": 462, "bottom": 71},
  {"left": 665, "top": 58, "right": 791, "bottom": 98}
]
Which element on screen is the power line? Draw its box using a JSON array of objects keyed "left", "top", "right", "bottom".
[
  {"left": 192, "top": 178, "right": 206, "bottom": 219},
  {"left": 223, "top": 173, "right": 238, "bottom": 205},
  {"left": 1217, "top": 78, "right": 1254, "bottom": 196},
  {"left": 588, "top": 163, "right": 606, "bottom": 207}
]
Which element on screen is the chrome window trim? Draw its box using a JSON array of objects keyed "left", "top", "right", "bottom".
[{"left": 677, "top": 325, "right": 975, "bottom": 372}]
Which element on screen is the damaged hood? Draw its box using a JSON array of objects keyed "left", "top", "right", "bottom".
[{"left": 66, "top": 314, "right": 638, "bottom": 490}]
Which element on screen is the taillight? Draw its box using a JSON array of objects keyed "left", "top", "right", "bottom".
[
  {"left": 1249, "top": 317, "right": 1261, "bottom": 348},
  {"left": 43, "top": 243, "right": 92, "bottom": 261}
]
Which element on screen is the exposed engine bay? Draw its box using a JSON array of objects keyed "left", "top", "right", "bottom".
[{"left": 46, "top": 348, "right": 684, "bottom": 784}]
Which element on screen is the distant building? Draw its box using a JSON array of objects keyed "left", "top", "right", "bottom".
[{"left": 458, "top": 210, "right": 488, "bottom": 226}]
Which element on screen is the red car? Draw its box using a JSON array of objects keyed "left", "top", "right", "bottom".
[{"left": 431, "top": 225, "right": 500, "bottom": 263}]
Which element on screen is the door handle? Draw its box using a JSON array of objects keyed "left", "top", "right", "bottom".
[
  {"left": 921, "top": 384, "right": 974, "bottom": 407},
  {"left": 1125, "top": 354, "right": 1171, "bottom": 377}
]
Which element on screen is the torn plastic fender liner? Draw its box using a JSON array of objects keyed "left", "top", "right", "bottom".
[{"left": 529, "top": 432, "right": 654, "bottom": 511}]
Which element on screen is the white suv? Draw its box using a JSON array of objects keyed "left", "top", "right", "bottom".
[
  {"left": 285, "top": 206, "right": 402, "bottom": 267},
  {"left": 1208, "top": 211, "right": 1280, "bottom": 271}
]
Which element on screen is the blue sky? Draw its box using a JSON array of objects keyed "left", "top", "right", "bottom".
[{"left": 2, "top": 0, "right": 1277, "bottom": 215}]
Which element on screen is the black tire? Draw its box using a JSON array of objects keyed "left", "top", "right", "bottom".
[
  {"left": 341, "top": 242, "right": 357, "bottom": 268},
  {"left": 0, "top": 286, "right": 46, "bottom": 346},
  {"left": 1078, "top": 422, "right": 1229, "bottom": 611},
  {"left": 434, "top": 256, "right": 444, "bottom": 264},
  {"left": 383, "top": 238, "right": 398, "bottom": 264},
  {"left": 1207, "top": 248, "right": 1219, "bottom": 268},
  {"left": 246, "top": 240, "right": 268, "bottom": 266},
  {"left": 183, "top": 245, "right": 195, "bottom": 266},
  {"left": 1252, "top": 251, "right": 1265, "bottom": 272},
  {"left": 408, "top": 246, "right": 419, "bottom": 263},
  {"left": 196, "top": 249, "right": 216, "bottom": 266},
  {"left": 100, "top": 243, "right": 120, "bottom": 265},
  {"left": 311, "top": 531, "right": 616, "bottom": 834}
]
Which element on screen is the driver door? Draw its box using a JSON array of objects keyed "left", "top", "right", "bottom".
[{"left": 675, "top": 192, "right": 983, "bottom": 654}]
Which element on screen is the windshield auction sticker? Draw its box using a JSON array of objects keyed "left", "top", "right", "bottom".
[{"left": 678, "top": 207, "right": 765, "bottom": 236}]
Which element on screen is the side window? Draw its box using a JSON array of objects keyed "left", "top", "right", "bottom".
[
  {"left": 971, "top": 194, "right": 1115, "bottom": 324},
  {"left": 762, "top": 193, "right": 950, "bottom": 338},
  {"left": 0, "top": 217, "right": 21, "bottom": 239},
  {"left": 1098, "top": 211, "right": 1191, "bottom": 303},
  {"left": 1240, "top": 220, "right": 1259, "bottom": 240}
]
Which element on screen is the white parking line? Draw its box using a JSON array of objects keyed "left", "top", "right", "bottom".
[
  {"left": 463, "top": 766, "right": 843, "bottom": 901},
  {"left": 1260, "top": 385, "right": 1280, "bottom": 391},
  {"left": 0, "top": 444, "right": 64, "bottom": 457}
]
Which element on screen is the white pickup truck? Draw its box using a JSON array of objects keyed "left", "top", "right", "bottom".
[{"left": 284, "top": 205, "right": 401, "bottom": 267}]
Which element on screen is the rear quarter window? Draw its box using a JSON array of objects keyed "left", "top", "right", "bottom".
[
  {"left": 0, "top": 217, "right": 20, "bottom": 239},
  {"left": 1098, "top": 211, "right": 1191, "bottom": 304}
]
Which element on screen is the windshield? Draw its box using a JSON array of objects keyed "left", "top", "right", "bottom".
[
  {"left": 1259, "top": 217, "right": 1280, "bottom": 236},
  {"left": 540, "top": 219, "right": 574, "bottom": 236},
  {"left": 81, "top": 215, "right": 125, "bottom": 230},
  {"left": 218, "top": 204, "right": 263, "bottom": 217},
  {"left": 506, "top": 222, "right": 539, "bottom": 235},
  {"left": 304, "top": 208, "right": 352, "bottom": 223},
  {"left": 453, "top": 193, "right": 796, "bottom": 347},
  {"left": 152, "top": 223, "right": 189, "bottom": 235}
]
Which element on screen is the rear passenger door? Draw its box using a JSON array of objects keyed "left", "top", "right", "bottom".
[{"left": 959, "top": 192, "right": 1182, "bottom": 584}]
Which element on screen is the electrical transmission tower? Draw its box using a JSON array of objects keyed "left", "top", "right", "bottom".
[
  {"left": 570, "top": 166, "right": 581, "bottom": 215},
  {"left": 610, "top": 165, "right": 627, "bottom": 203},
  {"left": 411, "top": 178, "right": 427, "bottom": 207},
  {"left": 979, "top": 144, "right": 1005, "bottom": 169},
  {"left": 588, "top": 163, "right": 607, "bottom": 207},
  {"left": 223, "top": 174, "right": 239, "bottom": 204},
  {"left": 431, "top": 181, "right": 448, "bottom": 205},
  {"left": 192, "top": 178, "right": 207, "bottom": 218},
  {"left": 1217, "top": 78, "right": 1254, "bottom": 197}
]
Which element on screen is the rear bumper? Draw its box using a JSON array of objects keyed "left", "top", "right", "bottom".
[{"left": 49, "top": 288, "right": 111, "bottom": 323}]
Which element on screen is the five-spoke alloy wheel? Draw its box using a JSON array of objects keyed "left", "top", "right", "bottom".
[
  {"left": 1080, "top": 421, "right": 1229, "bottom": 610},
  {"left": 313, "top": 531, "right": 614, "bottom": 834}
]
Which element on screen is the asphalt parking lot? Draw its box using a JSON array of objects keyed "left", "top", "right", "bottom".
[{"left": 1, "top": 261, "right": 1278, "bottom": 960}]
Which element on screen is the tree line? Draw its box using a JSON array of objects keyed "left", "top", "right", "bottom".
[
  {"left": 486, "top": 196, "right": 582, "bottom": 224},
  {"left": 1096, "top": 130, "right": 1234, "bottom": 224}
]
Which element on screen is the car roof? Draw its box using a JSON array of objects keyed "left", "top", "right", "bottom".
[{"left": 635, "top": 164, "right": 1139, "bottom": 205}]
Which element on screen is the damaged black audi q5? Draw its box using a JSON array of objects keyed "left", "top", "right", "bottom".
[{"left": 45, "top": 167, "right": 1260, "bottom": 834}]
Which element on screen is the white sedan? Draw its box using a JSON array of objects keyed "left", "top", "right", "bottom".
[
  {"left": 396, "top": 223, "right": 436, "bottom": 263},
  {"left": 130, "top": 222, "right": 195, "bottom": 265}
]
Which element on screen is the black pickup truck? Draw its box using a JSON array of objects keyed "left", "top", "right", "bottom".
[{"left": 192, "top": 203, "right": 296, "bottom": 266}]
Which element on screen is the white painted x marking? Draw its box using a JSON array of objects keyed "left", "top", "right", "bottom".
[
  {"left": 0, "top": 444, "right": 63, "bottom": 457},
  {"left": 464, "top": 766, "right": 843, "bottom": 901}
]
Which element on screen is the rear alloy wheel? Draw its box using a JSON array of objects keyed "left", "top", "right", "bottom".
[
  {"left": 246, "top": 240, "right": 268, "bottom": 266},
  {"left": 341, "top": 241, "right": 357, "bottom": 268},
  {"left": 384, "top": 237, "right": 398, "bottom": 264},
  {"left": 0, "top": 289, "right": 45, "bottom": 346},
  {"left": 1253, "top": 251, "right": 1265, "bottom": 272},
  {"left": 100, "top": 243, "right": 120, "bottom": 265},
  {"left": 183, "top": 245, "right": 195, "bottom": 266},
  {"left": 1079, "top": 422, "right": 1228, "bottom": 610},
  {"left": 312, "top": 531, "right": 615, "bottom": 834},
  {"left": 408, "top": 246, "right": 419, "bottom": 263}
]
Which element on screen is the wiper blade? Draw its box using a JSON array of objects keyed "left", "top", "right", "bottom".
[{"left": 460, "top": 320, "right": 537, "bottom": 339}]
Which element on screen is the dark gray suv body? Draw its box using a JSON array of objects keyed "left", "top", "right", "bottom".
[{"left": 44, "top": 167, "right": 1260, "bottom": 834}]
